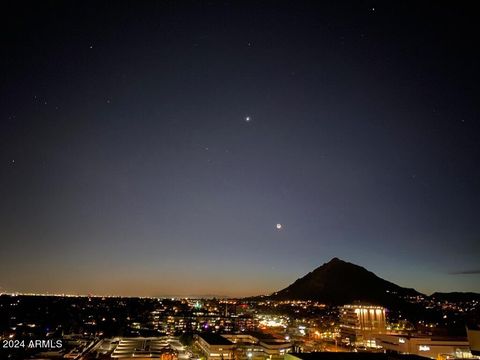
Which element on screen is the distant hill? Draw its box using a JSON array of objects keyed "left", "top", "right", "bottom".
[
  {"left": 268, "top": 258, "right": 422, "bottom": 305},
  {"left": 430, "top": 292, "right": 480, "bottom": 302}
]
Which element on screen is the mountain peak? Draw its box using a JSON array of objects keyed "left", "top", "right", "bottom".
[
  {"left": 324, "top": 257, "right": 352, "bottom": 267},
  {"left": 315, "top": 257, "right": 361, "bottom": 273},
  {"left": 270, "top": 258, "right": 422, "bottom": 305}
]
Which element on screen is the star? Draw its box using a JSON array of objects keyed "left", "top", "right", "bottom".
[
  {"left": 276, "top": 223, "right": 283, "bottom": 230},
  {"left": 245, "top": 116, "right": 251, "bottom": 122}
]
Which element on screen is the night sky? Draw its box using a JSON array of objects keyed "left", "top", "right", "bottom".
[{"left": 1, "top": 1, "right": 479, "bottom": 297}]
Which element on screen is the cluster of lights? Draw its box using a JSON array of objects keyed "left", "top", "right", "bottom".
[{"left": 256, "top": 315, "right": 288, "bottom": 328}]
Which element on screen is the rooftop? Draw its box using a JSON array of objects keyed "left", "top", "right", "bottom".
[{"left": 198, "top": 333, "right": 233, "bottom": 346}]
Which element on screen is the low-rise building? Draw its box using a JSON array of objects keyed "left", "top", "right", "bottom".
[
  {"left": 223, "top": 332, "right": 292, "bottom": 360},
  {"left": 195, "top": 333, "right": 235, "bottom": 360},
  {"left": 195, "top": 333, "right": 292, "bottom": 360},
  {"left": 375, "top": 334, "right": 475, "bottom": 359},
  {"left": 111, "top": 337, "right": 179, "bottom": 359}
]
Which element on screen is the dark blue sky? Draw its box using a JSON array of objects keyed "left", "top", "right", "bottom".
[{"left": 1, "top": 1, "right": 479, "bottom": 296}]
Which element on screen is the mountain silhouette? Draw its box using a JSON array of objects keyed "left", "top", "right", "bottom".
[{"left": 269, "top": 257, "right": 422, "bottom": 305}]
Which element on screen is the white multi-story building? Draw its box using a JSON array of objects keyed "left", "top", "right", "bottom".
[{"left": 339, "top": 305, "right": 386, "bottom": 347}]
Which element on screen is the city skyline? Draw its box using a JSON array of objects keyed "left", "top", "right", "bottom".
[
  {"left": 1, "top": 255, "right": 478, "bottom": 298},
  {"left": 1, "top": 1, "right": 479, "bottom": 297}
]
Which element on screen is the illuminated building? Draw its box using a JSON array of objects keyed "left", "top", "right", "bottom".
[
  {"left": 195, "top": 333, "right": 235, "bottom": 360},
  {"left": 194, "top": 333, "right": 292, "bottom": 360},
  {"left": 235, "top": 315, "right": 258, "bottom": 332},
  {"left": 339, "top": 305, "right": 386, "bottom": 346},
  {"left": 375, "top": 334, "right": 475, "bottom": 359},
  {"left": 111, "top": 337, "right": 179, "bottom": 359},
  {"left": 223, "top": 333, "right": 293, "bottom": 360}
]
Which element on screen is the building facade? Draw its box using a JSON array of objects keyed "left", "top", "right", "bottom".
[
  {"left": 339, "top": 305, "right": 386, "bottom": 347},
  {"left": 375, "top": 334, "right": 476, "bottom": 359},
  {"left": 195, "top": 333, "right": 292, "bottom": 360},
  {"left": 195, "top": 334, "right": 235, "bottom": 360}
]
